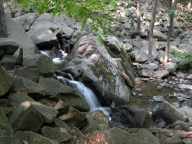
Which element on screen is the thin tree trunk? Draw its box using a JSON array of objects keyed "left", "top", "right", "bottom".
[
  {"left": 164, "top": 0, "right": 176, "bottom": 63},
  {"left": 0, "top": 0, "right": 8, "bottom": 38},
  {"left": 148, "top": 0, "right": 158, "bottom": 60},
  {"left": 136, "top": 0, "right": 141, "bottom": 35}
]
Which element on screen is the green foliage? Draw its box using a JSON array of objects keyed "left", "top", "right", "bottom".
[
  {"left": 171, "top": 48, "right": 192, "bottom": 62},
  {"left": 17, "top": 0, "right": 118, "bottom": 37}
]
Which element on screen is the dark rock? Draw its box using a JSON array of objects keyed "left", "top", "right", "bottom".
[
  {"left": 59, "top": 107, "right": 87, "bottom": 129},
  {"left": 0, "top": 38, "right": 19, "bottom": 58},
  {"left": 111, "top": 106, "right": 147, "bottom": 128},
  {"left": 0, "top": 56, "right": 17, "bottom": 70},
  {"left": 15, "top": 66, "right": 39, "bottom": 82},
  {"left": 15, "top": 131, "right": 58, "bottom": 144},
  {"left": 12, "top": 76, "right": 45, "bottom": 96},
  {"left": 0, "top": 66, "right": 13, "bottom": 97},
  {"left": 10, "top": 101, "right": 58, "bottom": 131},
  {"left": 41, "top": 126, "right": 72, "bottom": 143}
]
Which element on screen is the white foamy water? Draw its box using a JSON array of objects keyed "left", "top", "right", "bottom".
[
  {"left": 57, "top": 76, "right": 111, "bottom": 119},
  {"left": 40, "top": 50, "right": 67, "bottom": 64}
]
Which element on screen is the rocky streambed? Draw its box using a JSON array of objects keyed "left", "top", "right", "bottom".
[{"left": 0, "top": 5, "right": 192, "bottom": 144}]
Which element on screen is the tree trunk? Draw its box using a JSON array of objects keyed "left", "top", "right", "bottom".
[
  {"left": 164, "top": 0, "right": 176, "bottom": 63},
  {"left": 148, "top": 0, "right": 158, "bottom": 60},
  {"left": 0, "top": 0, "right": 8, "bottom": 38},
  {"left": 136, "top": 0, "right": 141, "bottom": 35}
]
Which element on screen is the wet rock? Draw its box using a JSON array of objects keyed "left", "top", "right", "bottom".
[
  {"left": 0, "top": 38, "right": 19, "bottom": 58},
  {"left": 10, "top": 101, "right": 58, "bottom": 131},
  {"left": 37, "top": 55, "right": 55, "bottom": 76},
  {"left": 15, "top": 131, "right": 58, "bottom": 144},
  {"left": 85, "top": 112, "right": 109, "bottom": 133},
  {"left": 41, "top": 126, "right": 72, "bottom": 143},
  {"left": 0, "top": 66, "right": 13, "bottom": 97},
  {"left": 152, "top": 98, "right": 186, "bottom": 124}
]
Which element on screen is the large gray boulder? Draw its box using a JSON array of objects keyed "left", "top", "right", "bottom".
[
  {"left": 64, "top": 34, "right": 134, "bottom": 105},
  {"left": 0, "top": 66, "right": 13, "bottom": 97},
  {"left": 27, "top": 13, "right": 74, "bottom": 49}
]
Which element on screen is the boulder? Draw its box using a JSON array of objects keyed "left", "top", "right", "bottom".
[
  {"left": 39, "top": 77, "right": 76, "bottom": 97},
  {"left": 10, "top": 101, "right": 58, "bottom": 131},
  {"left": 0, "top": 66, "right": 13, "bottom": 97},
  {"left": 27, "top": 13, "right": 74, "bottom": 49},
  {"left": 8, "top": 92, "right": 34, "bottom": 107},
  {"left": 15, "top": 66, "right": 39, "bottom": 82},
  {"left": 6, "top": 17, "right": 37, "bottom": 58},
  {"left": 64, "top": 34, "right": 134, "bottom": 104},
  {"left": 15, "top": 131, "right": 58, "bottom": 144},
  {"left": 12, "top": 76, "right": 45, "bottom": 97},
  {"left": 41, "top": 126, "right": 72, "bottom": 143}
]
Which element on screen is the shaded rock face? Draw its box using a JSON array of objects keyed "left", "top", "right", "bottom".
[
  {"left": 64, "top": 34, "right": 134, "bottom": 105},
  {"left": 0, "top": 66, "right": 13, "bottom": 97}
]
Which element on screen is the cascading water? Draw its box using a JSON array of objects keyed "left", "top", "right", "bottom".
[{"left": 41, "top": 50, "right": 111, "bottom": 119}]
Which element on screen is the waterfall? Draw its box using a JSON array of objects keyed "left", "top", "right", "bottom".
[{"left": 41, "top": 50, "right": 111, "bottom": 119}]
